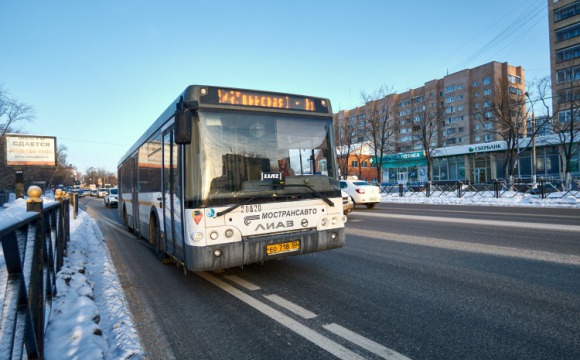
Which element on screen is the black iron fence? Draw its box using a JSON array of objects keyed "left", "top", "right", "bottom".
[
  {"left": 381, "top": 178, "right": 580, "bottom": 200},
  {"left": 0, "top": 194, "right": 70, "bottom": 359}
]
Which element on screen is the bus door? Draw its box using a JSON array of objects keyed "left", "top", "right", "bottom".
[
  {"left": 162, "top": 129, "right": 185, "bottom": 259},
  {"left": 131, "top": 154, "right": 140, "bottom": 233}
]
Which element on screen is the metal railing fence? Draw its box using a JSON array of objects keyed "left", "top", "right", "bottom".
[
  {"left": 381, "top": 177, "right": 580, "bottom": 200},
  {"left": 0, "top": 196, "right": 70, "bottom": 359}
]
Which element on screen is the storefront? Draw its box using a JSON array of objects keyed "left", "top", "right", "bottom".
[
  {"left": 373, "top": 151, "right": 428, "bottom": 185},
  {"left": 367, "top": 135, "right": 579, "bottom": 185}
]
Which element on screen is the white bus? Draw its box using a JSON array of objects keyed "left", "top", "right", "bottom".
[{"left": 118, "top": 85, "right": 346, "bottom": 272}]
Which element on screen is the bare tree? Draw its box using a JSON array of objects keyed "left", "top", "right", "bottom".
[
  {"left": 546, "top": 61, "right": 580, "bottom": 188},
  {"left": 334, "top": 111, "right": 355, "bottom": 179},
  {"left": 0, "top": 86, "right": 35, "bottom": 136},
  {"left": 410, "top": 94, "right": 439, "bottom": 181},
  {"left": 83, "top": 167, "right": 117, "bottom": 187},
  {"left": 0, "top": 86, "right": 36, "bottom": 190},
  {"left": 474, "top": 75, "right": 529, "bottom": 184},
  {"left": 360, "top": 85, "right": 396, "bottom": 184}
]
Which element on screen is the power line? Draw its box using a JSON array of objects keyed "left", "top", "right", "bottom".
[
  {"left": 59, "top": 137, "right": 130, "bottom": 147},
  {"left": 451, "top": 0, "right": 546, "bottom": 72}
]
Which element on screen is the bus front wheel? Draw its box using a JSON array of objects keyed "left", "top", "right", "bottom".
[{"left": 149, "top": 214, "right": 168, "bottom": 262}]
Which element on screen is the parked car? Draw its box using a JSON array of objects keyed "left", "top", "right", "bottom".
[
  {"left": 342, "top": 190, "right": 354, "bottom": 215},
  {"left": 97, "top": 188, "right": 108, "bottom": 198},
  {"left": 339, "top": 180, "right": 381, "bottom": 209},
  {"left": 104, "top": 188, "right": 118, "bottom": 207},
  {"left": 90, "top": 189, "right": 98, "bottom": 197}
]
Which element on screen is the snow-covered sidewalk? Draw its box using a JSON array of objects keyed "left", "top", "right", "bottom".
[{"left": 0, "top": 199, "right": 144, "bottom": 360}]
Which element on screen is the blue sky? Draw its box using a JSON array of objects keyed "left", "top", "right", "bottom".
[{"left": 0, "top": 0, "right": 549, "bottom": 174}]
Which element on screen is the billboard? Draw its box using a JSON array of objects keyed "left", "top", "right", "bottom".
[{"left": 4, "top": 134, "right": 57, "bottom": 167}]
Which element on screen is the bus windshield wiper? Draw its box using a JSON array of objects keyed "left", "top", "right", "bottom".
[{"left": 283, "top": 184, "right": 335, "bottom": 207}]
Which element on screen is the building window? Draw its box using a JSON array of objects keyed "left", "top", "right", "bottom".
[
  {"left": 554, "top": 1, "right": 580, "bottom": 22},
  {"left": 556, "top": 65, "right": 580, "bottom": 83},
  {"left": 361, "top": 161, "right": 368, "bottom": 168},
  {"left": 484, "top": 134, "right": 493, "bottom": 142},
  {"left": 483, "top": 88, "right": 492, "bottom": 96},
  {"left": 509, "top": 87, "right": 523, "bottom": 95},
  {"left": 483, "top": 77, "right": 492, "bottom": 85},
  {"left": 445, "top": 85, "right": 455, "bottom": 93},
  {"left": 459, "top": 127, "right": 464, "bottom": 132},
  {"left": 556, "top": 23, "right": 580, "bottom": 42},
  {"left": 446, "top": 96, "right": 455, "bottom": 103},
  {"left": 508, "top": 75, "right": 522, "bottom": 84},
  {"left": 556, "top": 44, "right": 580, "bottom": 63},
  {"left": 473, "top": 81, "right": 479, "bottom": 87},
  {"left": 352, "top": 161, "right": 359, "bottom": 168}
]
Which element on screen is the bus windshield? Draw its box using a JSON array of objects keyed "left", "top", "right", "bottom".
[{"left": 185, "top": 110, "right": 340, "bottom": 207}]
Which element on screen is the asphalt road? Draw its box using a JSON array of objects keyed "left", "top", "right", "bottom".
[{"left": 79, "top": 196, "right": 580, "bottom": 360}]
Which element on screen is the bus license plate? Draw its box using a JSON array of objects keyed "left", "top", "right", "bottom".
[{"left": 266, "top": 241, "right": 300, "bottom": 255}]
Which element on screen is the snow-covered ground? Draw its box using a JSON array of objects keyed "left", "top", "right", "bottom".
[
  {"left": 0, "top": 198, "right": 144, "bottom": 360},
  {"left": 0, "top": 191, "right": 579, "bottom": 359}
]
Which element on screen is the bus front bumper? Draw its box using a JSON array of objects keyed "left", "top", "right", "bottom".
[{"left": 184, "top": 228, "right": 345, "bottom": 272}]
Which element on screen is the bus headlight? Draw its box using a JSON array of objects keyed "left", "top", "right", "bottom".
[
  {"left": 192, "top": 232, "right": 203, "bottom": 242},
  {"left": 225, "top": 229, "right": 234, "bottom": 238},
  {"left": 331, "top": 217, "right": 338, "bottom": 225},
  {"left": 210, "top": 231, "right": 219, "bottom": 240},
  {"left": 213, "top": 249, "right": 222, "bottom": 257}
]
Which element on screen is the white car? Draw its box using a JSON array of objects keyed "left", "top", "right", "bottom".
[
  {"left": 342, "top": 190, "right": 354, "bottom": 215},
  {"left": 339, "top": 180, "right": 381, "bottom": 209},
  {"left": 104, "top": 188, "right": 118, "bottom": 207},
  {"left": 97, "top": 188, "right": 108, "bottom": 198}
]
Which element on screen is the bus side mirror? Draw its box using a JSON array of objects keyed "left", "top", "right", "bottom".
[{"left": 175, "top": 109, "right": 192, "bottom": 145}]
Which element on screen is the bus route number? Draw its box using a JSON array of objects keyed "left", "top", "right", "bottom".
[{"left": 241, "top": 204, "right": 261, "bottom": 213}]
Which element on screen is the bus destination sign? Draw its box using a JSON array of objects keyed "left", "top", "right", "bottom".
[{"left": 201, "top": 87, "right": 330, "bottom": 114}]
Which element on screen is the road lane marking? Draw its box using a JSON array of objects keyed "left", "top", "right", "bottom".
[
  {"left": 223, "top": 275, "right": 261, "bottom": 291},
  {"left": 347, "top": 228, "right": 580, "bottom": 266},
  {"left": 357, "top": 212, "right": 580, "bottom": 233},
  {"left": 263, "top": 294, "right": 317, "bottom": 319},
  {"left": 197, "top": 272, "right": 366, "bottom": 360},
  {"left": 323, "top": 323, "right": 411, "bottom": 360}
]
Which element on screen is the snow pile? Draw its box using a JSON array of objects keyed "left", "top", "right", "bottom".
[{"left": 43, "top": 210, "right": 144, "bottom": 360}]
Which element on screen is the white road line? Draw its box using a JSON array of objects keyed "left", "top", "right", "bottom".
[
  {"left": 347, "top": 227, "right": 580, "bottom": 266},
  {"left": 223, "top": 275, "right": 261, "bottom": 291},
  {"left": 197, "top": 272, "right": 366, "bottom": 360},
  {"left": 358, "top": 212, "right": 580, "bottom": 233},
  {"left": 263, "top": 294, "right": 317, "bottom": 319},
  {"left": 323, "top": 323, "right": 411, "bottom": 360}
]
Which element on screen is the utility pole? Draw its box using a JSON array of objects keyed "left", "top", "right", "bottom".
[{"left": 532, "top": 113, "right": 537, "bottom": 186}]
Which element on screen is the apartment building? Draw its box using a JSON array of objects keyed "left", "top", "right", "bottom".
[
  {"left": 549, "top": 0, "right": 580, "bottom": 121},
  {"left": 334, "top": 61, "right": 525, "bottom": 184}
]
